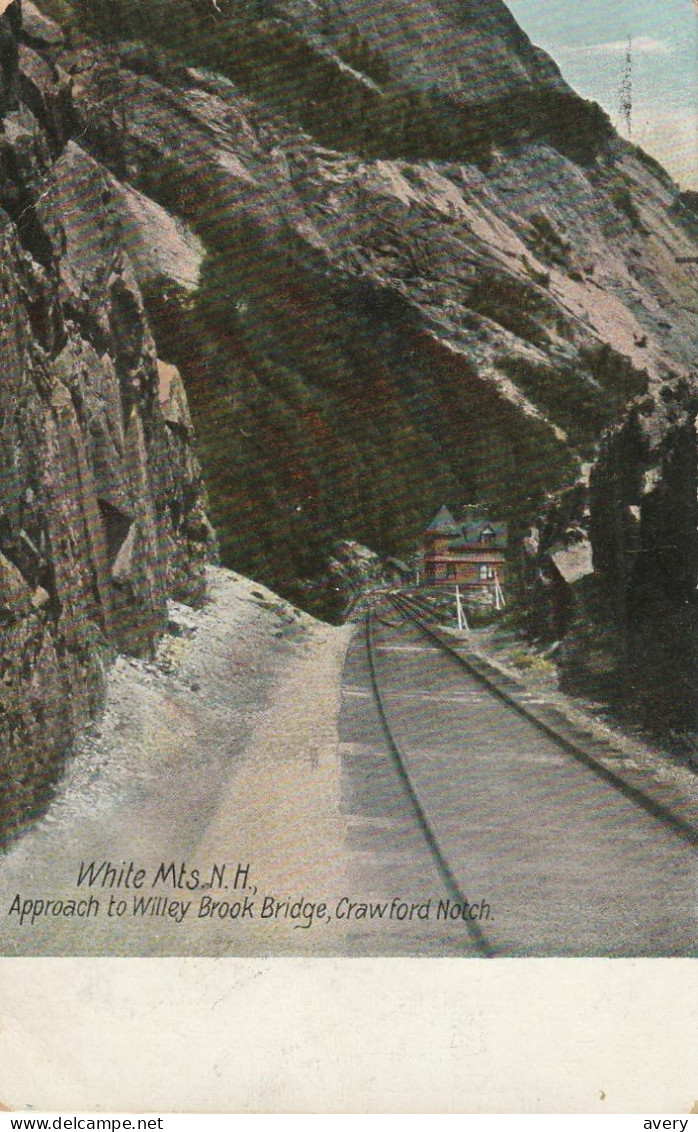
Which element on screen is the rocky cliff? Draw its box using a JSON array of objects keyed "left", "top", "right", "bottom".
[
  {"left": 47, "top": 2, "right": 696, "bottom": 606},
  {"left": 253, "top": 0, "right": 569, "bottom": 100},
  {"left": 527, "top": 378, "right": 697, "bottom": 748},
  {"left": 0, "top": 0, "right": 214, "bottom": 840}
]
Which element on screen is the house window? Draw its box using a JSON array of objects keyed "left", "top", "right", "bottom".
[
  {"left": 447, "top": 564, "right": 457, "bottom": 578},
  {"left": 479, "top": 565, "right": 489, "bottom": 581}
]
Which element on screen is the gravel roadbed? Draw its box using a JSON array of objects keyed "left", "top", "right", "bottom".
[{"left": 0, "top": 567, "right": 353, "bottom": 956}]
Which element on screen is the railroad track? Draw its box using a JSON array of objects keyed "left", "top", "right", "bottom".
[
  {"left": 360, "top": 592, "right": 697, "bottom": 957},
  {"left": 365, "top": 600, "right": 495, "bottom": 957},
  {"left": 389, "top": 591, "right": 698, "bottom": 849}
]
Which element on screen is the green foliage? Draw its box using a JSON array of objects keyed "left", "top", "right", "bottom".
[
  {"left": 467, "top": 273, "right": 553, "bottom": 346},
  {"left": 531, "top": 91, "right": 612, "bottom": 164},
  {"left": 678, "top": 190, "right": 698, "bottom": 215},
  {"left": 580, "top": 343, "right": 649, "bottom": 403},
  {"left": 521, "top": 255, "right": 550, "bottom": 288},
  {"left": 672, "top": 191, "right": 698, "bottom": 240},
  {"left": 610, "top": 181, "right": 644, "bottom": 231},
  {"left": 529, "top": 214, "right": 562, "bottom": 247},
  {"left": 474, "top": 89, "right": 612, "bottom": 166},
  {"left": 499, "top": 346, "right": 648, "bottom": 455},
  {"left": 629, "top": 143, "right": 673, "bottom": 186},
  {"left": 337, "top": 25, "right": 391, "bottom": 86},
  {"left": 47, "top": 0, "right": 491, "bottom": 164},
  {"left": 47, "top": 0, "right": 612, "bottom": 171},
  {"left": 525, "top": 213, "right": 572, "bottom": 269},
  {"left": 67, "top": 0, "right": 207, "bottom": 43}
]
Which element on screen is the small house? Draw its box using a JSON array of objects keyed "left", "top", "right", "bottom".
[{"left": 422, "top": 505, "right": 507, "bottom": 597}]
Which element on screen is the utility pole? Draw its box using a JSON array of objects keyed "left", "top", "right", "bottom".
[
  {"left": 493, "top": 570, "right": 506, "bottom": 611},
  {"left": 455, "top": 585, "right": 469, "bottom": 633},
  {"left": 619, "top": 36, "right": 632, "bottom": 136}
]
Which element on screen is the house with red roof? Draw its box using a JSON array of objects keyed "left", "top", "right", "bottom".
[{"left": 422, "top": 505, "right": 507, "bottom": 598}]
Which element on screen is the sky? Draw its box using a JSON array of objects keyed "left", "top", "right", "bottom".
[{"left": 505, "top": 0, "right": 698, "bottom": 188}]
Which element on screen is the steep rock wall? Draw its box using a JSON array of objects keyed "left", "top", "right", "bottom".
[
  {"left": 0, "top": 1, "right": 213, "bottom": 840},
  {"left": 54, "top": 31, "right": 698, "bottom": 621},
  {"left": 525, "top": 386, "right": 697, "bottom": 748},
  {"left": 269, "top": 0, "right": 568, "bottom": 100}
]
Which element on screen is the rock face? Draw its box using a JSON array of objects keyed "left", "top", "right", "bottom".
[
  {"left": 0, "top": 1, "right": 214, "bottom": 840},
  {"left": 269, "top": 0, "right": 567, "bottom": 100},
  {"left": 39, "top": 1, "right": 695, "bottom": 701},
  {"left": 54, "top": 16, "right": 696, "bottom": 602},
  {"left": 0, "top": 1, "right": 21, "bottom": 114},
  {"left": 317, "top": 538, "right": 409, "bottom": 618},
  {"left": 528, "top": 384, "right": 697, "bottom": 746}
]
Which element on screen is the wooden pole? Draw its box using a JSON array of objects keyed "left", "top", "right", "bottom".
[
  {"left": 494, "top": 570, "right": 506, "bottom": 610},
  {"left": 455, "top": 586, "right": 470, "bottom": 633}
]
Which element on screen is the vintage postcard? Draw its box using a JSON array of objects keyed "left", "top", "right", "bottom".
[{"left": 0, "top": 0, "right": 696, "bottom": 1112}]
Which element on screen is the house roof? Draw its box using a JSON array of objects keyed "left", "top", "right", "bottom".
[
  {"left": 425, "top": 505, "right": 461, "bottom": 535},
  {"left": 425, "top": 507, "right": 508, "bottom": 549},
  {"left": 450, "top": 521, "right": 508, "bottom": 549}
]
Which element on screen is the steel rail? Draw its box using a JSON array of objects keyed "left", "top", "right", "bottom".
[
  {"left": 365, "top": 604, "right": 496, "bottom": 958},
  {"left": 391, "top": 591, "right": 698, "bottom": 850}
]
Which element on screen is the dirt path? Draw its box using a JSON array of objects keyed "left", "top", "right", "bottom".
[{"left": 0, "top": 568, "right": 353, "bottom": 956}]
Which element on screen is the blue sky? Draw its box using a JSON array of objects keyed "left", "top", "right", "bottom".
[{"left": 506, "top": 0, "right": 698, "bottom": 187}]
